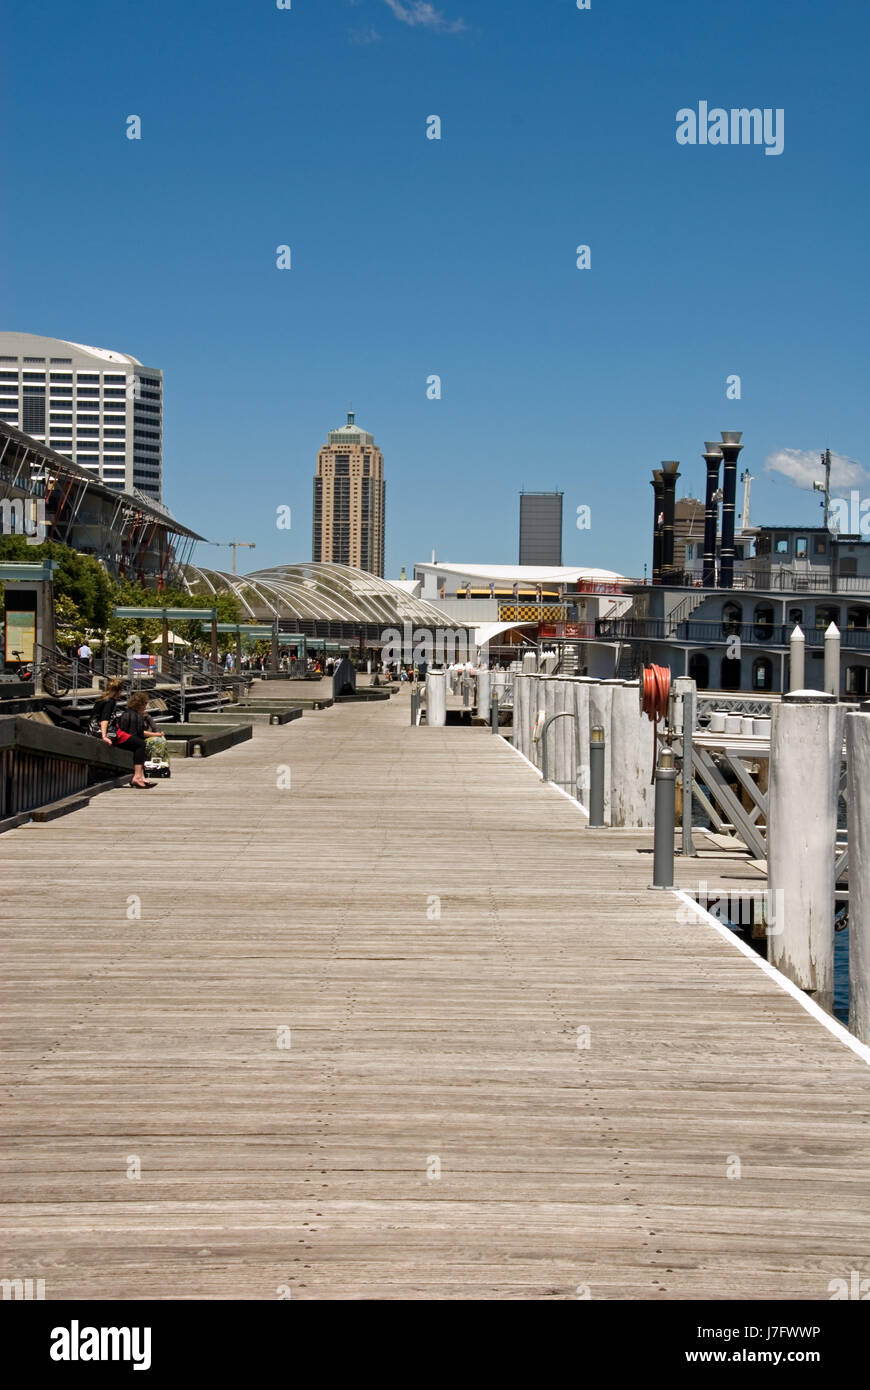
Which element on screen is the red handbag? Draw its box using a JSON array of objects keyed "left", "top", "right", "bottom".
[{"left": 114, "top": 711, "right": 133, "bottom": 745}]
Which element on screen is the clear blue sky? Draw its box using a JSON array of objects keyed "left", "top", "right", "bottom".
[{"left": 3, "top": 0, "right": 868, "bottom": 577}]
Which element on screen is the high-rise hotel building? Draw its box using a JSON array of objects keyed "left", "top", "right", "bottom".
[
  {"left": 313, "top": 412, "right": 385, "bottom": 575},
  {"left": 0, "top": 332, "right": 163, "bottom": 501}
]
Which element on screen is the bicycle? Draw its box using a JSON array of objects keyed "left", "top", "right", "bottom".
[{"left": 11, "top": 649, "right": 72, "bottom": 697}]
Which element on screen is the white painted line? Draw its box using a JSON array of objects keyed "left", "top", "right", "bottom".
[
  {"left": 673, "top": 889, "right": 870, "bottom": 1067},
  {"left": 498, "top": 733, "right": 589, "bottom": 817}
]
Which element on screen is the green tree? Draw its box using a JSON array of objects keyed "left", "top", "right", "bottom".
[
  {"left": 54, "top": 594, "right": 88, "bottom": 649},
  {"left": 0, "top": 536, "right": 115, "bottom": 630},
  {"left": 105, "top": 579, "right": 240, "bottom": 656},
  {"left": 0, "top": 535, "right": 242, "bottom": 656}
]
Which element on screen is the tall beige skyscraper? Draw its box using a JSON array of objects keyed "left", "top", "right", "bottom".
[{"left": 312, "top": 412, "right": 385, "bottom": 575}]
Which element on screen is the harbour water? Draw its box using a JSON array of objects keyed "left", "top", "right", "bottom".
[
  {"left": 834, "top": 927, "right": 849, "bottom": 1025},
  {"left": 726, "top": 917, "right": 850, "bottom": 1025}
]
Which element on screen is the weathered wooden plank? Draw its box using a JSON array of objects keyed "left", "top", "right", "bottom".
[{"left": 0, "top": 683, "right": 868, "bottom": 1300}]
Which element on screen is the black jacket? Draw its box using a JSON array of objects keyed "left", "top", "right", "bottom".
[
  {"left": 92, "top": 697, "right": 117, "bottom": 727},
  {"left": 117, "top": 707, "right": 147, "bottom": 739}
]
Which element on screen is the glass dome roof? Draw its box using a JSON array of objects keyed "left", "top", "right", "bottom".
[{"left": 184, "top": 561, "right": 455, "bottom": 626}]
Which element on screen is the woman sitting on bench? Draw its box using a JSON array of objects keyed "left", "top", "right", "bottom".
[{"left": 115, "top": 691, "right": 165, "bottom": 789}]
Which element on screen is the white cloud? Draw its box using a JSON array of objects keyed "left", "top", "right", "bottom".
[
  {"left": 349, "top": 24, "right": 382, "bottom": 44},
  {"left": 763, "top": 448, "right": 868, "bottom": 491},
  {"left": 382, "top": 0, "right": 466, "bottom": 33}
]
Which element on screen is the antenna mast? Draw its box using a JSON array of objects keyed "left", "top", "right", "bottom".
[
  {"left": 739, "top": 468, "right": 755, "bottom": 531},
  {"left": 813, "top": 448, "right": 833, "bottom": 530}
]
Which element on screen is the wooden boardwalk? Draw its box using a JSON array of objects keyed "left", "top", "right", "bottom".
[{"left": 1, "top": 684, "right": 869, "bottom": 1300}]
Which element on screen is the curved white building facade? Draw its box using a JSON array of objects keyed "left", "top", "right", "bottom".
[{"left": 0, "top": 331, "right": 162, "bottom": 501}]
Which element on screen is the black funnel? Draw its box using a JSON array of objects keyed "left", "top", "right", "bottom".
[
  {"left": 718, "top": 432, "right": 743, "bottom": 588},
  {"left": 651, "top": 470, "right": 664, "bottom": 583},
  {"left": 702, "top": 441, "right": 722, "bottom": 587},
  {"left": 660, "top": 461, "right": 680, "bottom": 583}
]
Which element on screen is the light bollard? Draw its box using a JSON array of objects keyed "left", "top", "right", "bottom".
[
  {"left": 650, "top": 746, "right": 677, "bottom": 889},
  {"left": 463, "top": 677, "right": 471, "bottom": 710},
  {"left": 588, "top": 724, "right": 605, "bottom": 827},
  {"left": 410, "top": 690, "right": 420, "bottom": 725},
  {"left": 490, "top": 691, "right": 499, "bottom": 733}
]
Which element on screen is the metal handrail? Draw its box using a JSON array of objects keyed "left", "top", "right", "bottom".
[
  {"left": 537, "top": 711, "right": 577, "bottom": 786},
  {"left": 163, "top": 651, "right": 216, "bottom": 690},
  {"left": 593, "top": 570, "right": 870, "bottom": 596},
  {"left": 597, "top": 617, "right": 870, "bottom": 650}
]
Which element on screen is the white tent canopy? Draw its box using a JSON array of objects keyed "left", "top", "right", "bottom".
[
  {"left": 471, "top": 620, "right": 536, "bottom": 649},
  {"left": 149, "top": 630, "right": 191, "bottom": 647}
]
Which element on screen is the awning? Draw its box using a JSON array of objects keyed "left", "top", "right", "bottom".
[{"left": 471, "top": 620, "right": 537, "bottom": 648}]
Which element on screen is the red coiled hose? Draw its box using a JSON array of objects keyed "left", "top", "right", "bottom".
[
  {"left": 641, "top": 663, "right": 671, "bottom": 723},
  {"left": 641, "top": 664, "right": 671, "bottom": 780}
]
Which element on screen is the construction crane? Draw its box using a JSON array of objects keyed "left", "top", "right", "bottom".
[{"left": 208, "top": 539, "right": 256, "bottom": 575}]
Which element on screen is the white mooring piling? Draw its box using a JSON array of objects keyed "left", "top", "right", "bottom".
[
  {"left": 789, "top": 624, "right": 805, "bottom": 692},
  {"left": 768, "top": 691, "right": 845, "bottom": 1014},
  {"left": 610, "top": 680, "right": 656, "bottom": 828},
  {"left": 477, "top": 666, "right": 490, "bottom": 722},
  {"left": 846, "top": 712, "right": 870, "bottom": 1044},
  {"left": 824, "top": 622, "right": 841, "bottom": 697},
  {"left": 513, "top": 674, "right": 531, "bottom": 758},
  {"left": 554, "top": 679, "right": 573, "bottom": 791},
  {"left": 541, "top": 676, "right": 559, "bottom": 775},
  {"left": 572, "top": 678, "right": 594, "bottom": 801},
  {"left": 425, "top": 669, "right": 447, "bottom": 727}
]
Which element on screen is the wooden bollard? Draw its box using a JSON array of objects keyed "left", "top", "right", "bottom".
[
  {"left": 554, "top": 679, "right": 573, "bottom": 791},
  {"left": 768, "top": 691, "right": 844, "bottom": 1013},
  {"left": 609, "top": 680, "right": 655, "bottom": 828},
  {"left": 514, "top": 674, "right": 531, "bottom": 758},
  {"left": 533, "top": 675, "right": 554, "bottom": 773},
  {"left": 572, "top": 678, "right": 594, "bottom": 801},
  {"left": 846, "top": 712, "right": 870, "bottom": 1044},
  {"left": 517, "top": 673, "right": 537, "bottom": 760}
]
